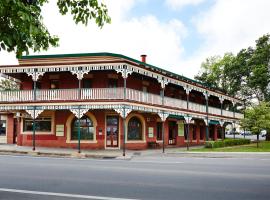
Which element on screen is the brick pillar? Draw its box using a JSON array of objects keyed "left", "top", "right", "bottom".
[
  {"left": 189, "top": 125, "right": 193, "bottom": 144},
  {"left": 214, "top": 125, "right": 218, "bottom": 141},
  {"left": 6, "top": 114, "right": 14, "bottom": 144},
  {"left": 196, "top": 124, "right": 200, "bottom": 144}
]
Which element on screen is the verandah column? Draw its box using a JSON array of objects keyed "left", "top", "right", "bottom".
[{"left": 205, "top": 91, "right": 209, "bottom": 141}]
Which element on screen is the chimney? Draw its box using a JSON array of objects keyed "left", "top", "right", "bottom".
[{"left": 141, "top": 54, "right": 147, "bottom": 63}]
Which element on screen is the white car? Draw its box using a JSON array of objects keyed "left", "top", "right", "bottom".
[{"left": 261, "top": 130, "right": 267, "bottom": 137}]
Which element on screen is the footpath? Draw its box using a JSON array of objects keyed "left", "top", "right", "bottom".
[{"left": 0, "top": 144, "right": 270, "bottom": 159}]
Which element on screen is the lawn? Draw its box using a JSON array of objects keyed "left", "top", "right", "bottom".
[{"left": 190, "top": 141, "right": 270, "bottom": 152}]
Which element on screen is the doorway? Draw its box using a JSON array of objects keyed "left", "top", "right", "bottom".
[
  {"left": 106, "top": 116, "right": 119, "bottom": 148},
  {"left": 168, "top": 121, "right": 177, "bottom": 145}
]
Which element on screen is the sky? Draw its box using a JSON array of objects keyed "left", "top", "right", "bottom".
[{"left": 0, "top": 0, "right": 270, "bottom": 79}]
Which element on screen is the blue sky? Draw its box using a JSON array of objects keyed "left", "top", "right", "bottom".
[{"left": 0, "top": 0, "right": 269, "bottom": 79}]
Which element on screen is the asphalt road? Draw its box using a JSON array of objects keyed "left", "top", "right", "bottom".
[{"left": 0, "top": 154, "right": 270, "bottom": 200}]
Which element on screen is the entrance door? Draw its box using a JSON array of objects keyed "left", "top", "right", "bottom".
[
  {"left": 168, "top": 121, "right": 177, "bottom": 145},
  {"left": 106, "top": 116, "right": 119, "bottom": 147}
]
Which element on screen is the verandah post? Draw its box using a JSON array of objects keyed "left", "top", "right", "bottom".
[
  {"left": 205, "top": 92, "right": 209, "bottom": 141},
  {"left": 32, "top": 69, "right": 37, "bottom": 151}
]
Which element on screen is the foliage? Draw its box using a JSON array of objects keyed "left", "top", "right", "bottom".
[
  {"left": 195, "top": 34, "right": 270, "bottom": 103},
  {"left": 0, "top": 79, "right": 19, "bottom": 90},
  {"left": 205, "top": 138, "right": 250, "bottom": 148},
  {"left": 241, "top": 102, "right": 270, "bottom": 138},
  {"left": 0, "top": 0, "right": 111, "bottom": 57}
]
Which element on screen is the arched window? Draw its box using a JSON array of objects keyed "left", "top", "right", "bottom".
[
  {"left": 128, "top": 117, "right": 142, "bottom": 140},
  {"left": 71, "top": 115, "right": 94, "bottom": 140}
]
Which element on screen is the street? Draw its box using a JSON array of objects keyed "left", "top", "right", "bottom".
[{"left": 0, "top": 154, "right": 270, "bottom": 200}]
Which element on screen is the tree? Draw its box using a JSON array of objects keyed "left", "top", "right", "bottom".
[
  {"left": 0, "top": 0, "right": 111, "bottom": 57},
  {"left": 0, "top": 79, "right": 19, "bottom": 90},
  {"left": 195, "top": 34, "right": 270, "bottom": 104},
  {"left": 241, "top": 102, "right": 270, "bottom": 145}
]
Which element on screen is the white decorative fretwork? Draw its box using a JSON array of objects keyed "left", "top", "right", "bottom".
[
  {"left": 115, "top": 68, "right": 133, "bottom": 79},
  {"left": 114, "top": 107, "right": 132, "bottom": 118},
  {"left": 157, "top": 112, "right": 169, "bottom": 122},
  {"left": 157, "top": 78, "right": 169, "bottom": 89},
  {"left": 70, "top": 108, "right": 89, "bottom": 118},
  {"left": 25, "top": 109, "right": 44, "bottom": 119},
  {"left": 27, "top": 71, "right": 45, "bottom": 81},
  {"left": 71, "top": 70, "right": 89, "bottom": 80}
]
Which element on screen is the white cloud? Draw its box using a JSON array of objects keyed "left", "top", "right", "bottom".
[
  {"left": 189, "top": 0, "right": 270, "bottom": 66},
  {"left": 166, "top": 0, "right": 205, "bottom": 10},
  {"left": 1, "top": 0, "right": 270, "bottom": 79}
]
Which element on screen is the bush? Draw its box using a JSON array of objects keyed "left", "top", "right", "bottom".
[{"left": 205, "top": 138, "right": 250, "bottom": 148}]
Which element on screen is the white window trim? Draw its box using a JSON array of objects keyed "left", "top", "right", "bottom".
[{"left": 21, "top": 111, "right": 55, "bottom": 135}]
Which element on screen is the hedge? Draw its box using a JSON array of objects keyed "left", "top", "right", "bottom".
[{"left": 205, "top": 138, "right": 251, "bottom": 148}]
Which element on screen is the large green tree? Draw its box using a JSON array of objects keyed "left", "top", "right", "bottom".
[
  {"left": 195, "top": 34, "right": 270, "bottom": 104},
  {"left": 241, "top": 102, "right": 270, "bottom": 144},
  {"left": 0, "top": 0, "right": 111, "bottom": 57}
]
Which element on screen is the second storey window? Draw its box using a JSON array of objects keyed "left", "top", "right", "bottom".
[
  {"left": 50, "top": 80, "right": 59, "bottom": 89},
  {"left": 23, "top": 117, "right": 52, "bottom": 132}
]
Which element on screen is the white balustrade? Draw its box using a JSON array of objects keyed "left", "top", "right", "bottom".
[
  {"left": 0, "top": 90, "right": 33, "bottom": 102},
  {"left": 235, "top": 112, "right": 244, "bottom": 119},
  {"left": 164, "top": 96, "right": 187, "bottom": 109},
  {"left": 81, "top": 88, "right": 124, "bottom": 100},
  {"left": 0, "top": 88, "right": 243, "bottom": 119},
  {"left": 222, "top": 110, "right": 234, "bottom": 118},
  {"left": 208, "top": 106, "right": 221, "bottom": 115},
  {"left": 36, "top": 89, "right": 79, "bottom": 101},
  {"left": 189, "top": 102, "right": 206, "bottom": 113}
]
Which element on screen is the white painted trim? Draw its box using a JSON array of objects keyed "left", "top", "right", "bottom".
[
  {"left": 125, "top": 113, "right": 146, "bottom": 143},
  {"left": 20, "top": 111, "right": 55, "bottom": 135},
  {"left": 104, "top": 113, "right": 121, "bottom": 150},
  {"left": 66, "top": 111, "right": 97, "bottom": 143}
]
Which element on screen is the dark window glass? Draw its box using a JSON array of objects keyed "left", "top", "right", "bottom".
[
  {"left": 83, "top": 79, "right": 92, "bottom": 88},
  {"left": 193, "top": 125, "right": 196, "bottom": 140},
  {"left": 108, "top": 79, "right": 118, "bottom": 88},
  {"left": 50, "top": 80, "right": 59, "bottom": 89},
  {"left": 156, "top": 122, "right": 162, "bottom": 140},
  {"left": 200, "top": 126, "right": 204, "bottom": 140},
  {"left": 23, "top": 117, "right": 51, "bottom": 132},
  {"left": 107, "top": 116, "right": 118, "bottom": 126},
  {"left": 0, "top": 120, "right": 6, "bottom": 136},
  {"left": 128, "top": 117, "right": 142, "bottom": 140},
  {"left": 71, "top": 116, "right": 94, "bottom": 140}
]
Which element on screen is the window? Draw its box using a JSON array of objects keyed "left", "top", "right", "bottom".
[
  {"left": 108, "top": 79, "right": 118, "bottom": 88},
  {"left": 50, "top": 80, "right": 59, "bottom": 89},
  {"left": 23, "top": 117, "right": 52, "bottom": 132},
  {"left": 71, "top": 115, "right": 94, "bottom": 140},
  {"left": 200, "top": 126, "right": 204, "bottom": 140},
  {"left": 0, "top": 120, "right": 6, "bottom": 136},
  {"left": 128, "top": 117, "right": 142, "bottom": 140},
  {"left": 156, "top": 122, "right": 162, "bottom": 140}
]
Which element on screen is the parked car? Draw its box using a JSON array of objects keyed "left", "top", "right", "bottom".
[
  {"left": 240, "top": 131, "right": 252, "bottom": 136},
  {"left": 261, "top": 130, "right": 267, "bottom": 137}
]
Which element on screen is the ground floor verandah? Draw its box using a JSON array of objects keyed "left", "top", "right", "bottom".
[{"left": 1, "top": 108, "right": 227, "bottom": 150}]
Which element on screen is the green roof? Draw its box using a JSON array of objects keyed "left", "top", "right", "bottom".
[{"left": 20, "top": 52, "right": 223, "bottom": 93}]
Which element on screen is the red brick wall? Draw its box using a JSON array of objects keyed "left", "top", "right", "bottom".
[{"left": 6, "top": 114, "right": 14, "bottom": 144}]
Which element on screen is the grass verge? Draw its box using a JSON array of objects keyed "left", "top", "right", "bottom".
[{"left": 190, "top": 141, "right": 270, "bottom": 152}]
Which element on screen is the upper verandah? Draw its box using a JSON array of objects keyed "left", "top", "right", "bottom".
[{"left": 0, "top": 52, "right": 242, "bottom": 104}]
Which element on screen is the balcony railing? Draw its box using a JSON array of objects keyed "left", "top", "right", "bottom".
[{"left": 0, "top": 88, "right": 243, "bottom": 119}]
